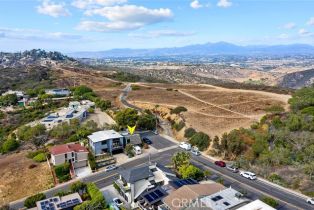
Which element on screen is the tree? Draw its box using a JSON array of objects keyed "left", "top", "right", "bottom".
[
  {"left": 212, "top": 136, "right": 220, "bottom": 150},
  {"left": 172, "top": 151, "right": 191, "bottom": 170},
  {"left": 170, "top": 106, "right": 188, "bottom": 115},
  {"left": 179, "top": 164, "right": 204, "bottom": 180},
  {"left": 0, "top": 94, "right": 18, "bottom": 106},
  {"left": 184, "top": 128, "right": 196, "bottom": 138},
  {"left": 189, "top": 132, "right": 211, "bottom": 151},
  {"left": 124, "top": 144, "right": 135, "bottom": 157},
  {"left": 288, "top": 87, "right": 314, "bottom": 111},
  {"left": 24, "top": 193, "right": 46, "bottom": 208},
  {"left": 137, "top": 114, "right": 156, "bottom": 130},
  {"left": 287, "top": 114, "right": 302, "bottom": 131},
  {"left": 71, "top": 181, "right": 87, "bottom": 194},
  {"left": 95, "top": 99, "right": 111, "bottom": 111},
  {"left": 1, "top": 137, "right": 19, "bottom": 153},
  {"left": 115, "top": 108, "right": 138, "bottom": 128}
]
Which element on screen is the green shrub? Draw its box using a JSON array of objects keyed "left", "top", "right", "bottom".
[
  {"left": 265, "top": 105, "right": 285, "bottom": 113},
  {"left": 184, "top": 128, "right": 197, "bottom": 138},
  {"left": 88, "top": 152, "right": 97, "bottom": 170},
  {"left": 170, "top": 106, "right": 188, "bottom": 115},
  {"left": 172, "top": 121, "right": 185, "bottom": 131},
  {"left": 27, "top": 150, "right": 46, "bottom": 159},
  {"left": 33, "top": 153, "right": 46, "bottom": 162},
  {"left": 261, "top": 196, "right": 279, "bottom": 208},
  {"left": 179, "top": 164, "right": 204, "bottom": 180},
  {"left": 24, "top": 193, "right": 46, "bottom": 208},
  {"left": 301, "top": 106, "right": 314, "bottom": 116},
  {"left": 54, "top": 163, "right": 71, "bottom": 183},
  {"left": 131, "top": 85, "right": 141, "bottom": 90},
  {"left": 1, "top": 138, "right": 19, "bottom": 153},
  {"left": 189, "top": 132, "right": 211, "bottom": 151}
]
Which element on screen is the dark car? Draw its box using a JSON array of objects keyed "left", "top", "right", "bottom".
[
  {"left": 214, "top": 161, "right": 226, "bottom": 167},
  {"left": 142, "top": 137, "right": 152, "bottom": 145}
]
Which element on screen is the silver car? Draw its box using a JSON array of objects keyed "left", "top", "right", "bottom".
[{"left": 226, "top": 164, "right": 239, "bottom": 173}]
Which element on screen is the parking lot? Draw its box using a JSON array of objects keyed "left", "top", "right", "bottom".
[{"left": 141, "top": 132, "right": 176, "bottom": 150}]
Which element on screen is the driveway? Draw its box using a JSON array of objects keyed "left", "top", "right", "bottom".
[
  {"left": 141, "top": 132, "right": 176, "bottom": 150},
  {"left": 101, "top": 185, "right": 131, "bottom": 209}
]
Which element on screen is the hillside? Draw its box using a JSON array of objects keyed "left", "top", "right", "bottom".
[
  {"left": 0, "top": 49, "right": 76, "bottom": 68},
  {"left": 279, "top": 68, "right": 314, "bottom": 89}
]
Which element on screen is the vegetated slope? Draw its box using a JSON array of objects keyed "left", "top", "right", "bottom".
[
  {"left": 210, "top": 86, "right": 314, "bottom": 196},
  {"left": 0, "top": 49, "right": 76, "bottom": 68},
  {"left": 279, "top": 68, "right": 314, "bottom": 89}
]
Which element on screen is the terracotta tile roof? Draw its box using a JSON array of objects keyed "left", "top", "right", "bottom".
[
  {"left": 163, "top": 183, "right": 226, "bottom": 210},
  {"left": 50, "top": 144, "right": 88, "bottom": 155}
]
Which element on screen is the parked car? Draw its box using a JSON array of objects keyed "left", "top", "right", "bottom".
[
  {"left": 133, "top": 145, "right": 142, "bottom": 155},
  {"left": 214, "top": 161, "right": 226, "bottom": 167},
  {"left": 142, "top": 137, "right": 152, "bottom": 145},
  {"left": 179, "top": 142, "right": 191, "bottom": 151},
  {"left": 191, "top": 149, "right": 200, "bottom": 156},
  {"left": 240, "top": 171, "right": 257, "bottom": 180},
  {"left": 226, "top": 164, "right": 239, "bottom": 173},
  {"left": 105, "top": 164, "right": 117, "bottom": 172},
  {"left": 113, "top": 198, "right": 123, "bottom": 207},
  {"left": 307, "top": 198, "right": 314, "bottom": 205}
]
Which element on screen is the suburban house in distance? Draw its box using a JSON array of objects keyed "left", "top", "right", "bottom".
[
  {"left": 29, "top": 192, "right": 82, "bottom": 210},
  {"left": 41, "top": 101, "right": 94, "bottom": 129},
  {"left": 49, "top": 143, "right": 89, "bottom": 169},
  {"left": 45, "top": 88, "right": 71, "bottom": 97},
  {"left": 114, "top": 162, "right": 177, "bottom": 208}
]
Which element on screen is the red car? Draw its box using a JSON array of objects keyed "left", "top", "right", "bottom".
[{"left": 215, "top": 161, "right": 226, "bottom": 167}]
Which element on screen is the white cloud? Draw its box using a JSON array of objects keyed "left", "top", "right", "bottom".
[
  {"left": 282, "top": 22, "right": 296, "bottom": 30},
  {"left": 190, "top": 0, "right": 203, "bottom": 9},
  {"left": 78, "top": 5, "right": 173, "bottom": 32},
  {"left": 71, "top": 0, "right": 127, "bottom": 9},
  {"left": 298, "top": 28, "right": 312, "bottom": 36},
  {"left": 0, "top": 27, "right": 82, "bottom": 41},
  {"left": 307, "top": 17, "right": 314, "bottom": 26},
  {"left": 217, "top": 0, "right": 232, "bottom": 8},
  {"left": 37, "top": 0, "right": 70, "bottom": 17},
  {"left": 129, "top": 30, "right": 196, "bottom": 38}
]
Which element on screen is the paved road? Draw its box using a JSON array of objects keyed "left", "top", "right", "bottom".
[
  {"left": 141, "top": 132, "right": 176, "bottom": 150},
  {"left": 10, "top": 144, "right": 313, "bottom": 210}
]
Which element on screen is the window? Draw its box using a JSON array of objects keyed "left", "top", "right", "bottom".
[
  {"left": 101, "top": 141, "right": 107, "bottom": 145},
  {"left": 65, "top": 154, "right": 67, "bottom": 159},
  {"left": 211, "top": 195, "right": 223, "bottom": 202},
  {"left": 223, "top": 202, "right": 230, "bottom": 206}
]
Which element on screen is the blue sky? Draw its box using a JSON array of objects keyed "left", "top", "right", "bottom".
[{"left": 0, "top": 0, "right": 313, "bottom": 52}]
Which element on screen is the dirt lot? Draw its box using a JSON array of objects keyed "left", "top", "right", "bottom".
[
  {"left": 128, "top": 83, "right": 290, "bottom": 137},
  {"left": 0, "top": 152, "right": 53, "bottom": 206}
]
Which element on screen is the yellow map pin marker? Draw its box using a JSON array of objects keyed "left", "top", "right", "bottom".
[{"left": 127, "top": 125, "right": 136, "bottom": 135}]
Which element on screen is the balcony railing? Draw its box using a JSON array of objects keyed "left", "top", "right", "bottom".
[{"left": 115, "top": 179, "right": 131, "bottom": 192}]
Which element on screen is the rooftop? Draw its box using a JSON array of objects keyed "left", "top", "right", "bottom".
[
  {"left": 88, "top": 130, "right": 123, "bottom": 143},
  {"left": 236, "top": 199, "right": 276, "bottom": 210},
  {"left": 163, "top": 183, "right": 226, "bottom": 210},
  {"left": 50, "top": 143, "right": 88, "bottom": 155},
  {"left": 120, "top": 164, "right": 154, "bottom": 183}
]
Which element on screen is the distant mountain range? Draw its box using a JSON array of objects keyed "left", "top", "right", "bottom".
[{"left": 68, "top": 42, "right": 314, "bottom": 58}]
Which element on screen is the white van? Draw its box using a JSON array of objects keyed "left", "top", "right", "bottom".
[{"left": 133, "top": 146, "right": 142, "bottom": 155}]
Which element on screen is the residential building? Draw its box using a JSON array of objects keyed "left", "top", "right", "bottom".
[
  {"left": 29, "top": 193, "right": 82, "bottom": 210},
  {"left": 45, "top": 88, "right": 71, "bottom": 97},
  {"left": 41, "top": 101, "right": 92, "bottom": 129},
  {"left": 49, "top": 143, "right": 89, "bottom": 169},
  {"left": 236, "top": 199, "right": 276, "bottom": 210},
  {"left": 162, "top": 183, "right": 226, "bottom": 210},
  {"left": 88, "top": 130, "right": 126, "bottom": 156},
  {"left": 2, "top": 90, "right": 24, "bottom": 98},
  {"left": 115, "top": 163, "right": 177, "bottom": 208}
]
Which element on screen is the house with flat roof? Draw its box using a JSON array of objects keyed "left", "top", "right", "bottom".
[
  {"left": 88, "top": 129, "right": 126, "bottom": 155},
  {"left": 115, "top": 162, "right": 177, "bottom": 208},
  {"left": 236, "top": 199, "right": 276, "bottom": 210},
  {"left": 41, "top": 101, "right": 93, "bottom": 129},
  {"left": 45, "top": 88, "right": 71, "bottom": 97},
  {"left": 49, "top": 143, "right": 89, "bottom": 169},
  {"left": 30, "top": 192, "right": 82, "bottom": 210}
]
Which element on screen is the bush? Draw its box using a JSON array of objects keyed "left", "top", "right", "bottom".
[
  {"left": 179, "top": 164, "right": 204, "bottom": 180},
  {"left": 184, "top": 128, "right": 197, "bottom": 138},
  {"left": 74, "top": 183, "right": 106, "bottom": 210},
  {"left": 54, "top": 163, "right": 71, "bottom": 183},
  {"left": 172, "top": 121, "right": 185, "bottom": 131},
  {"left": 261, "top": 196, "right": 279, "bottom": 208},
  {"left": 301, "top": 106, "right": 314, "bottom": 116},
  {"left": 170, "top": 106, "right": 188, "bottom": 115},
  {"left": 125, "top": 144, "right": 135, "bottom": 157},
  {"left": 1, "top": 138, "right": 19, "bottom": 153},
  {"left": 88, "top": 152, "right": 97, "bottom": 171},
  {"left": 137, "top": 114, "right": 156, "bottom": 130},
  {"left": 33, "top": 153, "right": 46, "bottom": 162},
  {"left": 265, "top": 105, "right": 285, "bottom": 113},
  {"left": 189, "top": 132, "right": 211, "bottom": 151},
  {"left": 24, "top": 193, "right": 46, "bottom": 208},
  {"left": 27, "top": 150, "right": 46, "bottom": 159}
]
